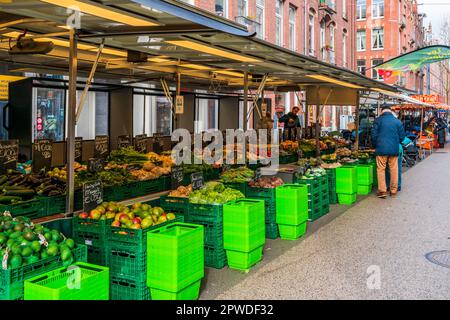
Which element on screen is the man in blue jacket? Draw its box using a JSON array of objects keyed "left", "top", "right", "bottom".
[{"left": 371, "top": 105, "right": 406, "bottom": 198}]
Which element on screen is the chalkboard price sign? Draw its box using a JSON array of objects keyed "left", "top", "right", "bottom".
[
  {"left": 191, "top": 172, "right": 204, "bottom": 190},
  {"left": 88, "top": 158, "right": 104, "bottom": 173},
  {"left": 134, "top": 135, "right": 148, "bottom": 153},
  {"left": 222, "top": 163, "right": 231, "bottom": 173},
  {"left": 32, "top": 139, "right": 53, "bottom": 173},
  {"left": 254, "top": 168, "right": 262, "bottom": 181},
  {"left": 171, "top": 166, "right": 184, "bottom": 189},
  {"left": 74, "top": 137, "right": 83, "bottom": 163},
  {"left": 117, "top": 135, "right": 131, "bottom": 149},
  {"left": 0, "top": 140, "right": 19, "bottom": 174},
  {"left": 94, "top": 136, "right": 109, "bottom": 159},
  {"left": 83, "top": 180, "right": 103, "bottom": 213}
]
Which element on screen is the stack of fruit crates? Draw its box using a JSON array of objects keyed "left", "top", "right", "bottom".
[
  {"left": 336, "top": 166, "right": 358, "bottom": 205},
  {"left": 356, "top": 165, "right": 374, "bottom": 195},
  {"left": 223, "top": 199, "right": 265, "bottom": 272},
  {"left": 147, "top": 223, "right": 204, "bottom": 300},
  {"left": 187, "top": 203, "right": 227, "bottom": 269},
  {"left": 106, "top": 217, "right": 182, "bottom": 300},
  {"left": 275, "top": 184, "right": 309, "bottom": 240},
  {"left": 246, "top": 187, "right": 279, "bottom": 239},
  {"left": 24, "top": 262, "right": 109, "bottom": 300},
  {"left": 296, "top": 175, "right": 330, "bottom": 221},
  {"left": 72, "top": 216, "right": 113, "bottom": 266},
  {"left": 0, "top": 244, "right": 87, "bottom": 300},
  {"left": 369, "top": 159, "right": 378, "bottom": 187},
  {"left": 326, "top": 168, "right": 338, "bottom": 205},
  {"left": 160, "top": 196, "right": 190, "bottom": 218}
]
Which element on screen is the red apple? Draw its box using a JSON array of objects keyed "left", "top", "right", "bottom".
[
  {"left": 111, "top": 221, "right": 121, "bottom": 227},
  {"left": 119, "top": 214, "right": 130, "bottom": 224},
  {"left": 79, "top": 212, "right": 89, "bottom": 219},
  {"left": 132, "top": 217, "right": 142, "bottom": 225}
]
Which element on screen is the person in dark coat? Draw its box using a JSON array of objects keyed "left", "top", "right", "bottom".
[
  {"left": 279, "top": 107, "right": 301, "bottom": 140},
  {"left": 371, "top": 105, "right": 406, "bottom": 198}
]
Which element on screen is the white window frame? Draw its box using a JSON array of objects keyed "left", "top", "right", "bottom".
[
  {"left": 343, "top": 32, "right": 347, "bottom": 67},
  {"left": 320, "top": 21, "right": 326, "bottom": 60},
  {"left": 329, "top": 25, "right": 336, "bottom": 64},
  {"left": 372, "top": 0, "right": 384, "bottom": 19},
  {"left": 275, "top": 0, "right": 284, "bottom": 47},
  {"left": 215, "top": 0, "right": 229, "bottom": 18},
  {"left": 357, "top": 29, "right": 366, "bottom": 52},
  {"left": 342, "top": 0, "right": 347, "bottom": 19},
  {"left": 372, "top": 27, "right": 384, "bottom": 50},
  {"left": 256, "top": 0, "right": 265, "bottom": 39},
  {"left": 308, "top": 14, "right": 315, "bottom": 56},
  {"left": 237, "top": 0, "right": 248, "bottom": 17},
  {"left": 372, "top": 59, "right": 384, "bottom": 80},
  {"left": 288, "top": 5, "right": 296, "bottom": 51},
  {"left": 356, "top": 0, "right": 366, "bottom": 20},
  {"left": 357, "top": 60, "right": 366, "bottom": 75}
]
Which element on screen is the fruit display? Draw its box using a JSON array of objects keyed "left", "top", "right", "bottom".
[
  {"left": 321, "top": 162, "right": 342, "bottom": 169},
  {"left": 189, "top": 182, "right": 245, "bottom": 205},
  {"left": 336, "top": 147, "right": 352, "bottom": 158},
  {"left": 248, "top": 177, "right": 284, "bottom": 189},
  {"left": 78, "top": 201, "right": 176, "bottom": 230},
  {"left": 299, "top": 141, "right": 316, "bottom": 153},
  {"left": 321, "top": 153, "right": 337, "bottom": 162},
  {"left": 47, "top": 162, "right": 86, "bottom": 182},
  {"left": 0, "top": 214, "right": 77, "bottom": 268},
  {"left": 321, "top": 136, "right": 337, "bottom": 150},
  {"left": 351, "top": 151, "right": 372, "bottom": 159},
  {"left": 297, "top": 158, "right": 322, "bottom": 168},
  {"left": 334, "top": 136, "right": 350, "bottom": 147},
  {"left": 168, "top": 185, "right": 193, "bottom": 198},
  {"left": 220, "top": 167, "right": 254, "bottom": 183}
]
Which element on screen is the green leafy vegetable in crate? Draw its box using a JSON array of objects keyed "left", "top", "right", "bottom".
[
  {"left": 296, "top": 167, "right": 327, "bottom": 180},
  {"left": 220, "top": 167, "right": 254, "bottom": 183},
  {"left": 189, "top": 182, "right": 245, "bottom": 205},
  {"left": 0, "top": 214, "right": 77, "bottom": 269},
  {"left": 182, "top": 162, "right": 213, "bottom": 175},
  {"left": 108, "top": 147, "right": 149, "bottom": 165}
]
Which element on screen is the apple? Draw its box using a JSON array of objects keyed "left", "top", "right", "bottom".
[
  {"left": 119, "top": 214, "right": 130, "bottom": 224},
  {"left": 111, "top": 221, "right": 121, "bottom": 227},
  {"left": 130, "top": 223, "right": 142, "bottom": 230},
  {"left": 79, "top": 212, "right": 89, "bottom": 219},
  {"left": 89, "top": 209, "right": 101, "bottom": 220},
  {"left": 132, "top": 217, "right": 142, "bottom": 225}
]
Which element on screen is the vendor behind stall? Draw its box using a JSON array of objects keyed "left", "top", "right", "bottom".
[{"left": 279, "top": 107, "right": 301, "bottom": 140}]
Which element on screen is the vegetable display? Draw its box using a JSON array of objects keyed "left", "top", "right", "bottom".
[
  {"left": 108, "top": 147, "right": 149, "bottom": 166},
  {"left": 296, "top": 167, "right": 327, "bottom": 180},
  {"left": 336, "top": 148, "right": 352, "bottom": 158},
  {"left": 169, "top": 185, "right": 192, "bottom": 198},
  {"left": 0, "top": 214, "right": 77, "bottom": 269},
  {"left": 248, "top": 177, "right": 284, "bottom": 189},
  {"left": 220, "top": 167, "right": 254, "bottom": 183},
  {"left": 189, "top": 182, "right": 245, "bottom": 205}
]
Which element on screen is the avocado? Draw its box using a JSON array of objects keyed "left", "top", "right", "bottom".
[
  {"left": 21, "top": 246, "right": 33, "bottom": 257},
  {"left": 0, "top": 233, "right": 7, "bottom": 246},
  {"left": 9, "top": 254, "right": 22, "bottom": 269},
  {"left": 30, "top": 241, "right": 41, "bottom": 253},
  {"left": 23, "top": 232, "right": 36, "bottom": 242},
  {"left": 26, "top": 255, "right": 40, "bottom": 265},
  {"left": 44, "top": 232, "right": 52, "bottom": 241},
  {"left": 9, "top": 231, "right": 21, "bottom": 240},
  {"left": 11, "top": 244, "right": 21, "bottom": 255},
  {"left": 65, "top": 239, "right": 75, "bottom": 250},
  {"left": 51, "top": 231, "right": 62, "bottom": 243},
  {"left": 40, "top": 250, "right": 49, "bottom": 260},
  {"left": 60, "top": 249, "right": 72, "bottom": 261},
  {"left": 47, "top": 244, "right": 59, "bottom": 257},
  {"left": 6, "top": 239, "right": 15, "bottom": 248},
  {"left": 13, "top": 223, "right": 25, "bottom": 232}
]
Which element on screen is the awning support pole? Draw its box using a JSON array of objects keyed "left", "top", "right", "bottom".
[
  {"left": 175, "top": 72, "right": 181, "bottom": 130},
  {"left": 161, "top": 78, "right": 174, "bottom": 109},
  {"left": 243, "top": 71, "right": 249, "bottom": 130},
  {"left": 66, "top": 28, "right": 77, "bottom": 216},
  {"left": 315, "top": 86, "right": 321, "bottom": 158},
  {"left": 75, "top": 39, "right": 105, "bottom": 123},
  {"left": 355, "top": 91, "right": 361, "bottom": 151},
  {"left": 247, "top": 74, "right": 268, "bottom": 122}
]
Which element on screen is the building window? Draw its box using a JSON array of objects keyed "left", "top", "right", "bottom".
[
  {"left": 372, "top": 27, "right": 384, "bottom": 49},
  {"left": 357, "top": 60, "right": 366, "bottom": 75},
  {"left": 195, "top": 98, "right": 219, "bottom": 133},
  {"left": 372, "top": 0, "right": 384, "bottom": 19},
  {"left": 276, "top": 0, "right": 284, "bottom": 47},
  {"left": 308, "top": 14, "right": 315, "bottom": 55},
  {"left": 74, "top": 91, "right": 109, "bottom": 140},
  {"left": 255, "top": 0, "right": 265, "bottom": 39},
  {"left": 357, "top": 29, "right": 366, "bottom": 51},
  {"left": 237, "top": 0, "right": 248, "bottom": 17},
  {"left": 343, "top": 32, "right": 347, "bottom": 67},
  {"left": 372, "top": 59, "right": 384, "bottom": 80},
  {"left": 215, "top": 0, "right": 228, "bottom": 18},
  {"left": 329, "top": 25, "right": 335, "bottom": 64},
  {"left": 289, "top": 6, "right": 296, "bottom": 51},
  {"left": 133, "top": 95, "right": 172, "bottom": 137},
  {"left": 320, "top": 20, "right": 326, "bottom": 60},
  {"left": 356, "top": 0, "right": 366, "bottom": 20},
  {"left": 343, "top": 0, "right": 347, "bottom": 19}
]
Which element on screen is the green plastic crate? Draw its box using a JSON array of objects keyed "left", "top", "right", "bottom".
[
  {"left": 139, "top": 178, "right": 165, "bottom": 195},
  {"left": 279, "top": 154, "right": 298, "bottom": 164},
  {"left": 110, "top": 182, "right": 142, "bottom": 201},
  {"left": 151, "top": 280, "right": 201, "bottom": 300},
  {"left": 110, "top": 275, "right": 150, "bottom": 300},
  {"left": 357, "top": 165, "right": 374, "bottom": 185},
  {"left": 329, "top": 192, "right": 338, "bottom": 205},
  {"left": 147, "top": 223, "right": 204, "bottom": 293},
  {"left": 265, "top": 223, "right": 279, "bottom": 239},
  {"left": 265, "top": 203, "right": 277, "bottom": 224},
  {"left": 226, "top": 246, "right": 263, "bottom": 272},
  {"left": 160, "top": 196, "right": 190, "bottom": 217},
  {"left": 276, "top": 184, "right": 309, "bottom": 226},
  {"left": 24, "top": 262, "right": 109, "bottom": 300},
  {"left": 0, "top": 198, "right": 46, "bottom": 220},
  {"left": 278, "top": 222, "right": 307, "bottom": 240},
  {"left": 338, "top": 193, "right": 357, "bottom": 205},
  {"left": 108, "top": 241, "right": 147, "bottom": 281},
  {"left": 223, "top": 199, "right": 265, "bottom": 253},
  {"left": 188, "top": 214, "right": 223, "bottom": 248},
  {"left": 336, "top": 166, "right": 357, "bottom": 194},
  {"left": 357, "top": 184, "right": 373, "bottom": 195},
  {"left": 188, "top": 203, "right": 223, "bottom": 221},
  {"left": 86, "top": 246, "right": 108, "bottom": 266},
  {"left": 204, "top": 246, "right": 227, "bottom": 269},
  {"left": 41, "top": 194, "right": 66, "bottom": 216},
  {"left": 72, "top": 216, "right": 113, "bottom": 248},
  {"left": 247, "top": 187, "right": 277, "bottom": 224},
  {"left": 0, "top": 244, "right": 87, "bottom": 300},
  {"left": 223, "top": 182, "right": 247, "bottom": 195}
]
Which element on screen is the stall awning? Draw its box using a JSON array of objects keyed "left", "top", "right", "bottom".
[{"left": 0, "top": 0, "right": 398, "bottom": 93}]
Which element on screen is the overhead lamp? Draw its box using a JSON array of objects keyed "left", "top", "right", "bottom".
[
  {"left": 40, "top": 0, "right": 158, "bottom": 27},
  {"left": 165, "top": 40, "right": 261, "bottom": 63},
  {"left": 307, "top": 75, "right": 365, "bottom": 89}
]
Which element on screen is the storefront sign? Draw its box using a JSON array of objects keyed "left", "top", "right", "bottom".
[
  {"left": 74, "top": 137, "right": 83, "bottom": 163},
  {"left": 117, "top": 135, "right": 131, "bottom": 149},
  {"left": 175, "top": 95, "right": 184, "bottom": 114},
  {"left": 411, "top": 94, "right": 443, "bottom": 104},
  {"left": 0, "top": 75, "right": 25, "bottom": 100},
  {"left": 83, "top": 180, "right": 103, "bottom": 213},
  {"left": 0, "top": 140, "right": 19, "bottom": 174},
  {"left": 32, "top": 139, "right": 53, "bottom": 173},
  {"left": 94, "top": 135, "right": 109, "bottom": 159}
]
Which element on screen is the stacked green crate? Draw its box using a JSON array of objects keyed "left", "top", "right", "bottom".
[
  {"left": 187, "top": 203, "right": 227, "bottom": 269},
  {"left": 246, "top": 187, "right": 279, "bottom": 239},
  {"left": 275, "top": 184, "right": 309, "bottom": 240},
  {"left": 296, "top": 175, "right": 329, "bottom": 221},
  {"left": 336, "top": 166, "right": 358, "bottom": 205},
  {"left": 223, "top": 199, "right": 265, "bottom": 272},
  {"left": 326, "top": 169, "right": 338, "bottom": 204},
  {"left": 356, "top": 165, "right": 374, "bottom": 195},
  {"left": 369, "top": 159, "right": 378, "bottom": 187},
  {"left": 106, "top": 217, "right": 182, "bottom": 300},
  {"left": 319, "top": 175, "right": 330, "bottom": 216},
  {"left": 24, "top": 262, "right": 109, "bottom": 300},
  {"left": 72, "top": 216, "right": 113, "bottom": 266},
  {"left": 147, "top": 223, "right": 204, "bottom": 300}
]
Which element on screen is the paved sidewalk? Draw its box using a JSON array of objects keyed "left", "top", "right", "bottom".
[{"left": 200, "top": 146, "right": 450, "bottom": 300}]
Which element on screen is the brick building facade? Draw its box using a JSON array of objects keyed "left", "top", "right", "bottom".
[{"left": 355, "top": 0, "right": 425, "bottom": 92}]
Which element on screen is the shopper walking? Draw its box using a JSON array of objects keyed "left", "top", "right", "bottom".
[{"left": 371, "top": 105, "right": 406, "bottom": 198}]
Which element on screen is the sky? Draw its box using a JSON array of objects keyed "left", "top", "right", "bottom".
[{"left": 419, "top": 0, "right": 450, "bottom": 40}]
